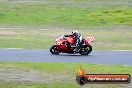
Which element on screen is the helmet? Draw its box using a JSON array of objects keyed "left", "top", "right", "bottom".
[{"left": 72, "top": 30, "right": 78, "bottom": 35}]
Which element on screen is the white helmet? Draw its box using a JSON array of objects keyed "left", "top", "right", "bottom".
[{"left": 72, "top": 30, "right": 78, "bottom": 35}]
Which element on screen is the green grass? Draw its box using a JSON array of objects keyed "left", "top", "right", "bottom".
[
  {"left": 0, "top": 1, "right": 131, "bottom": 88},
  {"left": 0, "top": 1, "right": 131, "bottom": 27},
  {"left": 0, "top": 1, "right": 131, "bottom": 49},
  {"left": 0, "top": 62, "right": 132, "bottom": 73},
  {"left": 0, "top": 83, "right": 78, "bottom": 88},
  {"left": 0, "top": 28, "right": 132, "bottom": 50},
  {"left": 0, "top": 62, "right": 132, "bottom": 88}
]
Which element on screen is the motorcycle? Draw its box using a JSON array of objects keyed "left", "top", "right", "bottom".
[{"left": 50, "top": 35, "right": 95, "bottom": 55}]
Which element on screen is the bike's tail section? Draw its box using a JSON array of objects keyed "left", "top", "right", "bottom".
[{"left": 84, "top": 36, "right": 95, "bottom": 45}]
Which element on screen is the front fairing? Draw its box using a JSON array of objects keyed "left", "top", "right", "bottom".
[
  {"left": 55, "top": 37, "right": 65, "bottom": 45},
  {"left": 55, "top": 40, "right": 64, "bottom": 45},
  {"left": 55, "top": 37, "right": 74, "bottom": 52}
]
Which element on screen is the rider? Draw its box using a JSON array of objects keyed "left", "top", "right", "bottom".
[{"left": 63, "top": 30, "right": 84, "bottom": 53}]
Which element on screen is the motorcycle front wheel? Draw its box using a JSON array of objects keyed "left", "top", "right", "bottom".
[{"left": 50, "top": 45, "right": 59, "bottom": 55}]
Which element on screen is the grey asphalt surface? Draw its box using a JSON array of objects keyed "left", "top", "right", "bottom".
[{"left": 0, "top": 49, "right": 132, "bottom": 65}]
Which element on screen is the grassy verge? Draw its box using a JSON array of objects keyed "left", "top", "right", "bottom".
[
  {"left": 0, "top": 1, "right": 131, "bottom": 27},
  {"left": 0, "top": 62, "right": 131, "bottom": 88},
  {"left": 0, "top": 27, "right": 132, "bottom": 50},
  {"left": 0, "top": 1, "right": 131, "bottom": 50}
]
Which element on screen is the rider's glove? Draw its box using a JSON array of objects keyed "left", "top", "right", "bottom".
[{"left": 61, "top": 36, "right": 65, "bottom": 39}]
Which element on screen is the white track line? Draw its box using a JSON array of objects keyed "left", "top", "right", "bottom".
[
  {"left": 111, "top": 50, "right": 132, "bottom": 51},
  {"left": 0, "top": 48, "right": 23, "bottom": 50}
]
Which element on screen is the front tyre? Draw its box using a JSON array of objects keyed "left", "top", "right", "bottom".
[
  {"left": 80, "top": 45, "right": 92, "bottom": 55},
  {"left": 50, "top": 45, "right": 59, "bottom": 55}
]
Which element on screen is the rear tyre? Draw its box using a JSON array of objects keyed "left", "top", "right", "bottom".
[
  {"left": 80, "top": 45, "right": 92, "bottom": 55},
  {"left": 50, "top": 45, "right": 59, "bottom": 55}
]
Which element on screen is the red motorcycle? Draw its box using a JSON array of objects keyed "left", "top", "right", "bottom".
[{"left": 50, "top": 35, "right": 95, "bottom": 55}]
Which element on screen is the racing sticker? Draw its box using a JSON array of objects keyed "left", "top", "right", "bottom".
[{"left": 76, "top": 66, "right": 131, "bottom": 85}]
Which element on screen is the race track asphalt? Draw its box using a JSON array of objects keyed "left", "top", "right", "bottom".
[{"left": 0, "top": 49, "right": 132, "bottom": 65}]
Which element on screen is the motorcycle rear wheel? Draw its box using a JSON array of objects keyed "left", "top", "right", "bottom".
[
  {"left": 50, "top": 45, "right": 59, "bottom": 55},
  {"left": 79, "top": 45, "right": 92, "bottom": 55}
]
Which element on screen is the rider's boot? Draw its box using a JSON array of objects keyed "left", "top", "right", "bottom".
[{"left": 73, "top": 45, "right": 80, "bottom": 53}]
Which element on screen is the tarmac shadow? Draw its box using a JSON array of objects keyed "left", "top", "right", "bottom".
[{"left": 50, "top": 53, "right": 91, "bottom": 57}]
